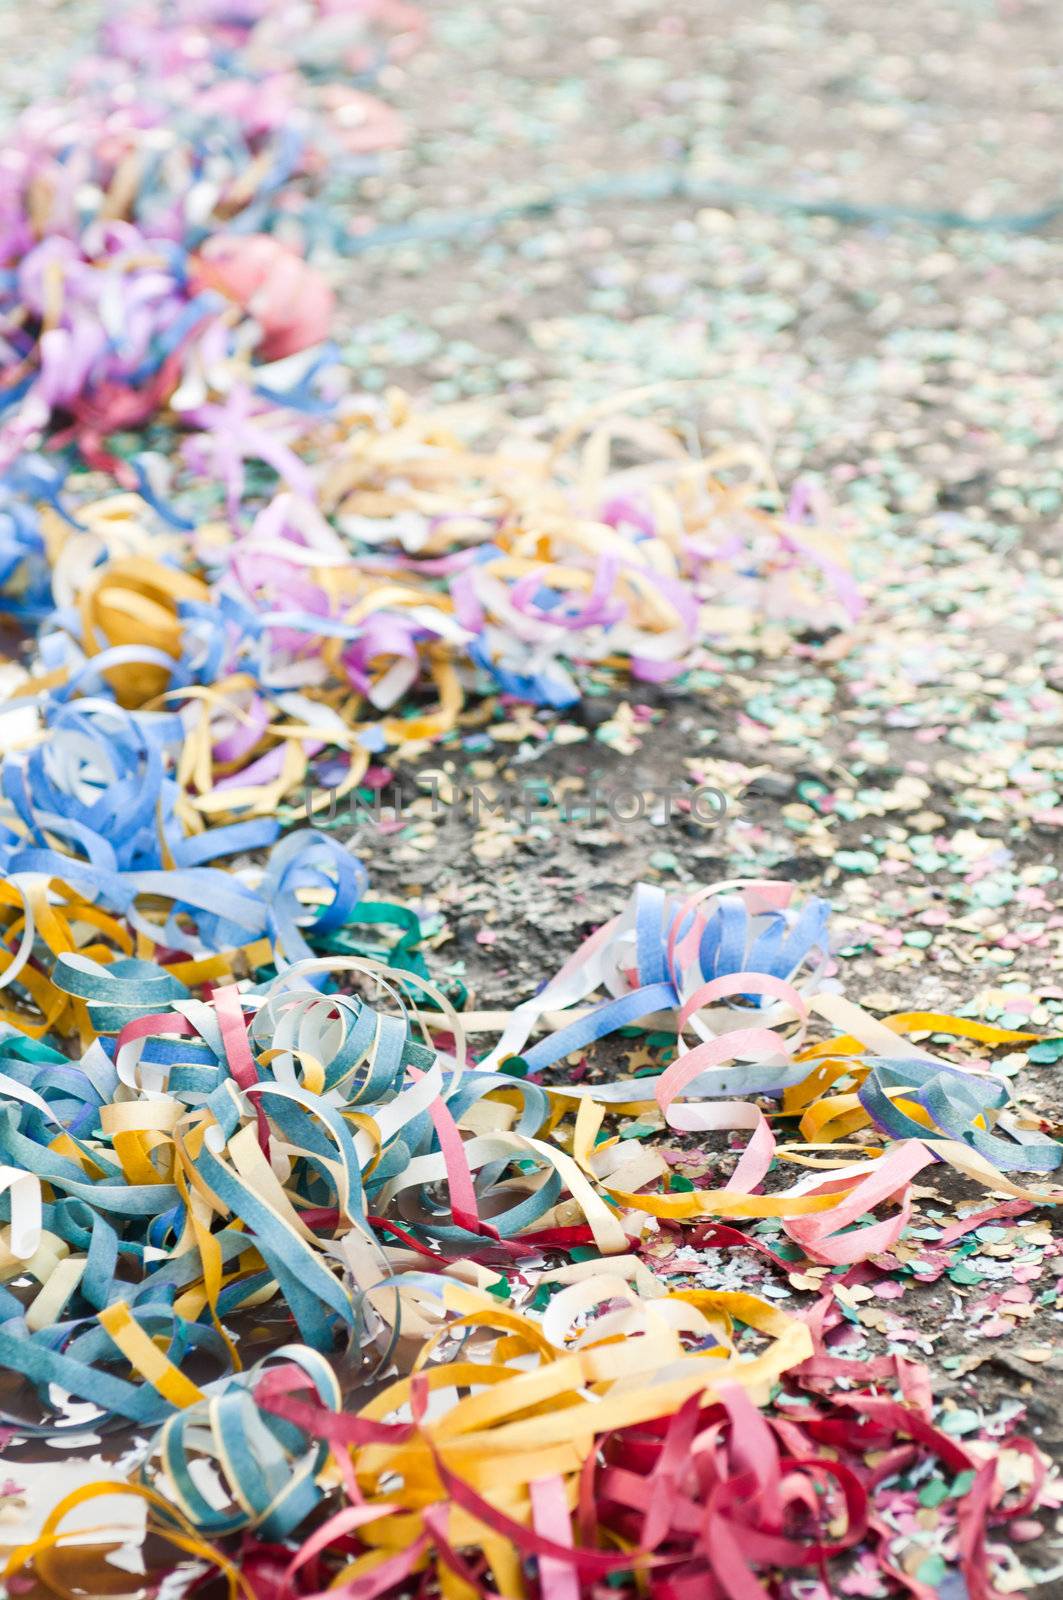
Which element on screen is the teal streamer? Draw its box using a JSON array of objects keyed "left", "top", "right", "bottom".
[{"left": 344, "top": 170, "right": 1063, "bottom": 257}]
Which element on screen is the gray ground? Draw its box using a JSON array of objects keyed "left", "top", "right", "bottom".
[
  {"left": 324, "top": 4, "right": 1063, "bottom": 1588},
  {"left": 334, "top": 7, "right": 1063, "bottom": 1587},
  {"left": 331, "top": 0, "right": 1063, "bottom": 1061}
]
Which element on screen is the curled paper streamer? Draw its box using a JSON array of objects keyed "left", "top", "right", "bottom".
[
  {"left": 192, "top": 235, "right": 336, "bottom": 362},
  {"left": 0, "top": 0, "right": 408, "bottom": 467},
  {"left": 213, "top": 1309, "right": 1037, "bottom": 1599},
  {"left": 0, "top": 845, "right": 1057, "bottom": 1600}
]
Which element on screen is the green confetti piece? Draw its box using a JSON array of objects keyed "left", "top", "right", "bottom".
[
  {"left": 834, "top": 850, "right": 878, "bottom": 873},
  {"left": 939, "top": 1408, "right": 981, "bottom": 1436},
  {"left": 649, "top": 850, "right": 679, "bottom": 872},
  {"left": 915, "top": 1554, "right": 947, "bottom": 1586},
  {"left": 796, "top": 778, "right": 831, "bottom": 810},
  {"left": 1028, "top": 1039, "right": 1063, "bottom": 1064},
  {"left": 947, "top": 1263, "right": 985, "bottom": 1286}
]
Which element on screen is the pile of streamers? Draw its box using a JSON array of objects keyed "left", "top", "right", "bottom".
[
  {"left": 1, "top": 402, "right": 860, "bottom": 849},
  {"left": 0, "top": 2, "right": 1059, "bottom": 1598},
  {"left": 1, "top": 880, "right": 1061, "bottom": 1597},
  {"left": 0, "top": 0, "right": 423, "bottom": 470},
  {"left": 0, "top": 0, "right": 859, "bottom": 813}
]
